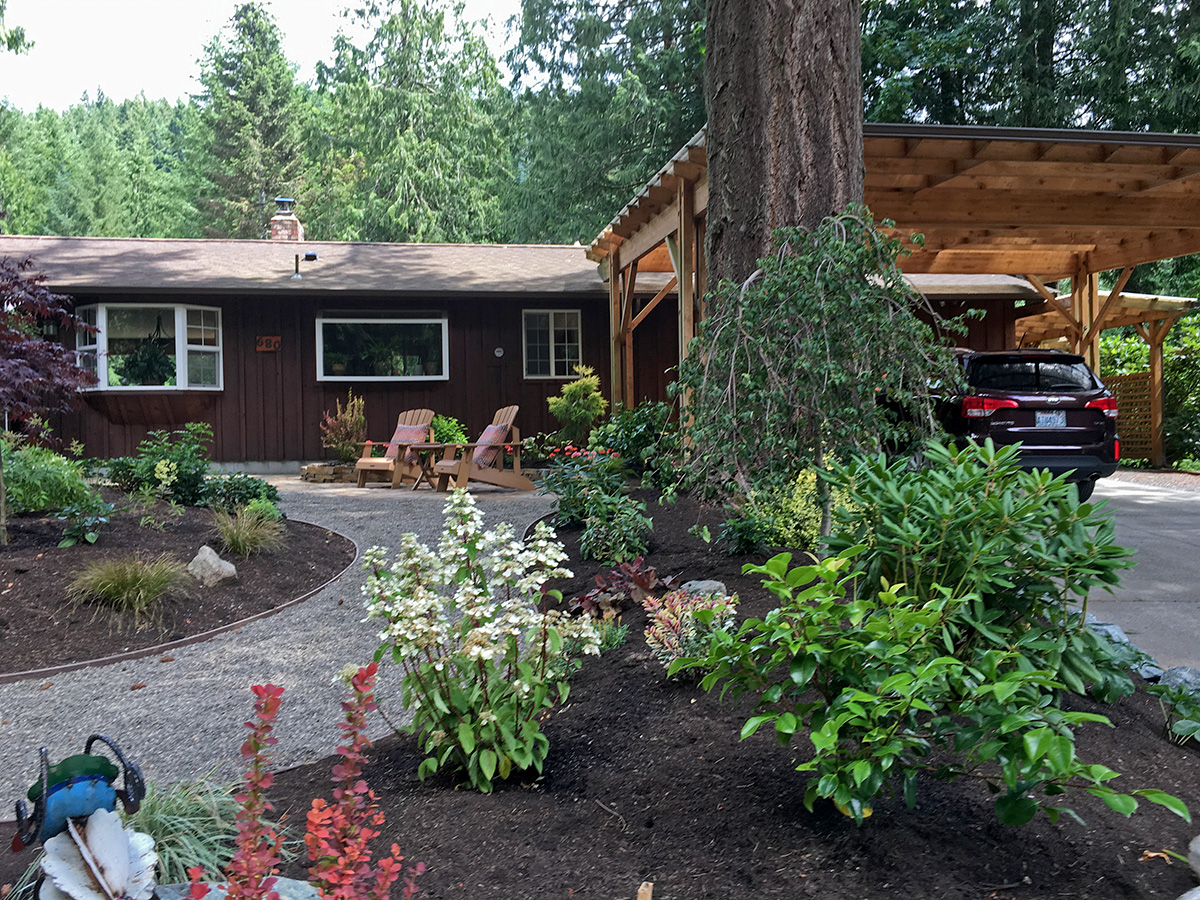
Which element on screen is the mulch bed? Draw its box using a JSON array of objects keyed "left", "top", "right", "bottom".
[
  {"left": 0, "top": 492, "right": 355, "bottom": 677},
  {"left": 3, "top": 488, "right": 1200, "bottom": 899}
]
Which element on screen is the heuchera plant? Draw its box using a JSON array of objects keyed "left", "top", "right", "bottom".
[
  {"left": 307, "top": 662, "right": 424, "bottom": 900},
  {"left": 364, "top": 490, "right": 600, "bottom": 792}
]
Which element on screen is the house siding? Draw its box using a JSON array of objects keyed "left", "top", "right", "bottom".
[{"left": 55, "top": 291, "right": 610, "bottom": 461}]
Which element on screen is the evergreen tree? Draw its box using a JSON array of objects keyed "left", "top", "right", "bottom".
[
  {"left": 303, "top": 0, "right": 509, "bottom": 243},
  {"left": 505, "top": 0, "right": 706, "bottom": 243},
  {"left": 197, "top": 2, "right": 303, "bottom": 238}
]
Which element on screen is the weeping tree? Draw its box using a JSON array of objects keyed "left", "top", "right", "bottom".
[
  {"left": 0, "top": 257, "right": 95, "bottom": 544},
  {"left": 677, "top": 210, "right": 958, "bottom": 523}
]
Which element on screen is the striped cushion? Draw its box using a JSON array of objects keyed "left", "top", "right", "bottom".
[
  {"left": 472, "top": 424, "right": 508, "bottom": 468},
  {"left": 385, "top": 424, "right": 429, "bottom": 464}
]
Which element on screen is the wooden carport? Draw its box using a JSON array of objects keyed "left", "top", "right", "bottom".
[{"left": 588, "top": 123, "right": 1200, "bottom": 466}]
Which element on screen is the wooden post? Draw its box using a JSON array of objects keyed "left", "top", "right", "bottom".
[
  {"left": 608, "top": 250, "right": 622, "bottom": 406},
  {"left": 678, "top": 178, "right": 696, "bottom": 369},
  {"left": 1081, "top": 269, "right": 1101, "bottom": 371},
  {"left": 622, "top": 262, "right": 638, "bottom": 408},
  {"left": 1148, "top": 318, "right": 1172, "bottom": 468}
]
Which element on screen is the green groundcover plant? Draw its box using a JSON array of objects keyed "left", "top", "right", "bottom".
[
  {"left": 677, "top": 440, "right": 1190, "bottom": 826},
  {"left": 364, "top": 490, "right": 600, "bottom": 792}
]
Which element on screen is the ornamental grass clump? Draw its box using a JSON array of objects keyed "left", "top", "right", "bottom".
[
  {"left": 67, "top": 553, "right": 189, "bottom": 624},
  {"left": 213, "top": 506, "right": 286, "bottom": 556},
  {"left": 364, "top": 490, "right": 600, "bottom": 793}
]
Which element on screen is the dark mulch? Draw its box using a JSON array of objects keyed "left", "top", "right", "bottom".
[
  {"left": 4, "top": 489, "right": 1200, "bottom": 900},
  {"left": 264, "top": 490, "right": 1200, "bottom": 900},
  {"left": 0, "top": 492, "right": 355, "bottom": 676}
]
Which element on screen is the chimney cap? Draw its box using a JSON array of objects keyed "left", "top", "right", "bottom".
[{"left": 274, "top": 197, "right": 295, "bottom": 214}]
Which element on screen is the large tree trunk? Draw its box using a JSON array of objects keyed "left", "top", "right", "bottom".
[{"left": 704, "top": 0, "right": 865, "bottom": 286}]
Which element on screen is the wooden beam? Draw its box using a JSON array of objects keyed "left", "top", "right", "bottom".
[
  {"left": 630, "top": 276, "right": 678, "bottom": 331},
  {"left": 1081, "top": 266, "right": 1134, "bottom": 347},
  {"left": 869, "top": 190, "right": 1200, "bottom": 229},
  {"left": 608, "top": 248, "right": 622, "bottom": 404},
  {"left": 1024, "top": 274, "right": 1082, "bottom": 337}
]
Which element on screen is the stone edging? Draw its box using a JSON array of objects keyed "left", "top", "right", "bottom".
[{"left": 0, "top": 518, "right": 360, "bottom": 687}]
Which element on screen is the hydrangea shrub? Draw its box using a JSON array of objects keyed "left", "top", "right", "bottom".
[{"left": 364, "top": 490, "right": 600, "bottom": 792}]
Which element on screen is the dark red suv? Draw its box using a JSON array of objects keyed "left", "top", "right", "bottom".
[{"left": 940, "top": 349, "right": 1119, "bottom": 501}]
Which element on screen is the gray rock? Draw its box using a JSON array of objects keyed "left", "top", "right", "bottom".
[
  {"left": 1175, "top": 887, "right": 1200, "bottom": 900},
  {"left": 1089, "top": 622, "right": 1132, "bottom": 646},
  {"left": 1162, "top": 667, "right": 1200, "bottom": 694},
  {"left": 187, "top": 545, "right": 237, "bottom": 587},
  {"left": 1136, "top": 661, "right": 1165, "bottom": 682},
  {"left": 1190, "top": 833, "right": 1200, "bottom": 880},
  {"left": 680, "top": 579, "right": 727, "bottom": 597},
  {"left": 158, "top": 878, "right": 318, "bottom": 900}
]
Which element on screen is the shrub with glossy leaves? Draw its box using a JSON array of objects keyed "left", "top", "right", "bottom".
[
  {"left": 203, "top": 472, "right": 280, "bottom": 513},
  {"left": 824, "top": 439, "right": 1136, "bottom": 701},
  {"left": 105, "top": 423, "right": 214, "bottom": 505},
  {"left": 683, "top": 549, "right": 1190, "bottom": 827}
]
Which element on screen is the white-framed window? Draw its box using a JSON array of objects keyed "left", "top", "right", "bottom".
[
  {"left": 316, "top": 317, "right": 449, "bottom": 381},
  {"left": 76, "top": 304, "right": 223, "bottom": 390},
  {"left": 523, "top": 309, "right": 581, "bottom": 378}
]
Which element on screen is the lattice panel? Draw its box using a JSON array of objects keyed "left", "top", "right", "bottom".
[{"left": 1106, "top": 372, "right": 1152, "bottom": 459}]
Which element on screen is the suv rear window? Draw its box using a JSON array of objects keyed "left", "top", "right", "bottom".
[{"left": 966, "top": 358, "right": 1097, "bottom": 392}]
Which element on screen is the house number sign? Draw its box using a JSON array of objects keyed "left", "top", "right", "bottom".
[{"left": 256, "top": 336, "right": 281, "bottom": 352}]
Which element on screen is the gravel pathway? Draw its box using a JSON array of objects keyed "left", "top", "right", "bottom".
[{"left": 0, "top": 480, "right": 554, "bottom": 812}]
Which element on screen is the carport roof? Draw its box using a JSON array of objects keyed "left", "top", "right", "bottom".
[{"left": 588, "top": 123, "right": 1200, "bottom": 281}]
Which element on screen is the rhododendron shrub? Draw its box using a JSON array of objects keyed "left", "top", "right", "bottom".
[{"left": 364, "top": 490, "right": 600, "bottom": 792}]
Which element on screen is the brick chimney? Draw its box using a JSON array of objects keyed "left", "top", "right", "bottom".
[{"left": 269, "top": 196, "right": 305, "bottom": 241}]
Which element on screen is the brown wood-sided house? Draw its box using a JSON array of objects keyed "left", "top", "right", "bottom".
[{"left": 0, "top": 207, "right": 613, "bottom": 464}]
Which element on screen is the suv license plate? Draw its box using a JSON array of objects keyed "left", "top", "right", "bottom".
[{"left": 1036, "top": 410, "right": 1067, "bottom": 428}]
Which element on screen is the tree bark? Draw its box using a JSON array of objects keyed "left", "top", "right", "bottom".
[{"left": 704, "top": 0, "right": 865, "bottom": 287}]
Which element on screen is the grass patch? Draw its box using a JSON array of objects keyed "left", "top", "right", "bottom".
[
  {"left": 67, "top": 553, "right": 189, "bottom": 624},
  {"left": 125, "top": 776, "right": 239, "bottom": 884},
  {"left": 212, "top": 506, "right": 286, "bottom": 557}
]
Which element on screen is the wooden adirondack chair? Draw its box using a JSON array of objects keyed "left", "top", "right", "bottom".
[
  {"left": 354, "top": 408, "right": 436, "bottom": 488},
  {"left": 429, "top": 405, "right": 534, "bottom": 492}
]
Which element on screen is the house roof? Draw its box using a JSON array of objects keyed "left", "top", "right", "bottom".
[
  {"left": 0, "top": 236, "right": 608, "bottom": 296},
  {"left": 587, "top": 123, "right": 1200, "bottom": 280}
]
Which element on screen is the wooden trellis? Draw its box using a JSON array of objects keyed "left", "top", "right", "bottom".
[{"left": 1105, "top": 372, "right": 1153, "bottom": 461}]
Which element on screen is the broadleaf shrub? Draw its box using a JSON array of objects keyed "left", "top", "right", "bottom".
[
  {"left": 105, "top": 423, "right": 214, "bottom": 505},
  {"left": 364, "top": 490, "right": 600, "bottom": 792},
  {"left": 824, "top": 439, "right": 1136, "bottom": 700},
  {"left": 430, "top": 414, "right": 468, "bottom": 445},
  {"left": 0, "top": 443, "right": 93, "bottom": 514},
  {"left": 588, "top": 400, "right": 679, "bottom": 487},
  {"left": 680, "top": 440, "right": 1189, "bottom": 826},
  {"left": 202, "top": 472, "right": 280, "bottom": 513},
  {"left": 539, "top": 446, "right": 650, "bottom": 563},
  {"left": 683, "top": 548, "right": 1189, "bottom": 827}
]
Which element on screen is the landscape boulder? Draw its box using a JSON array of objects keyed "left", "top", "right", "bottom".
[{"left": 187, "top": 545, "right": 237, "bottom": 587}]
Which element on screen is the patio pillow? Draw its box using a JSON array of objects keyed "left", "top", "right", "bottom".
[
  {"left": 472, "top": 424, "right": 509, "bottom": 468},
  {"left": 384, "top": 424, "right": 430, "bottom": 464}
]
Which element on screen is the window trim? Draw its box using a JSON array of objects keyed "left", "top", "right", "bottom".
[
  {"left": 78, "top": 303, "right": 223, "bottom": 391},
  {"left": 522, "top": 308, "right": 582, "bottom": 380},
  {"left": 315, "top": 316, "right": 451, "bottom": 382}
]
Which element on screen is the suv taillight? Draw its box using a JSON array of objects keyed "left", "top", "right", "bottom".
[
  {"left": 1085, "top": 396, "right": 1118, "bottom": 418},
  {"left": 963, "top": 396, "right": 1019, "bottom": 418}
]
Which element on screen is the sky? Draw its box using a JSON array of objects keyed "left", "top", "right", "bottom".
[{"left": 0, "top": 0, "right": 521, "bottom": 113}]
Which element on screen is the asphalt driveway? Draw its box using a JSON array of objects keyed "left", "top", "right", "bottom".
[{"left": 1087, "top": 474, "right": 1200, "bottom": 670}]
